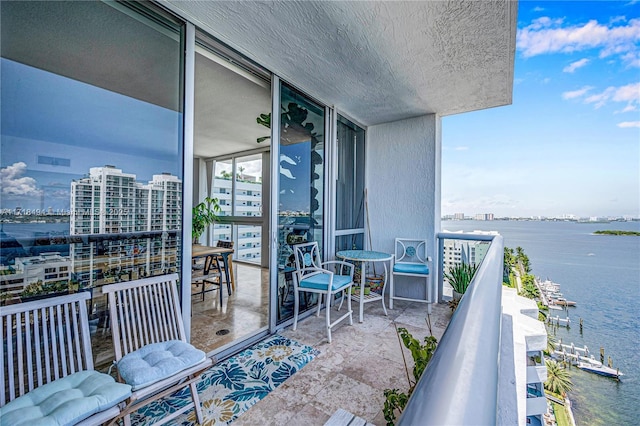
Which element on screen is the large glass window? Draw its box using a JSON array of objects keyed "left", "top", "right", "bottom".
[
  {"left": 0, "top": 1, "right": 184, "bottom": 369},
  {"left": 335, "top": 115, "right": 366, "bottom": 251},
  {"left": 276, "top": 84, "right": 325, "bottom": 324}
]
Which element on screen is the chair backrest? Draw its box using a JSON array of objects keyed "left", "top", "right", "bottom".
[
  {"left": 216, "top": 240, "right": 234, "bottom": 249},
  {"left": 292, "top": 242, "right": 323, "bottom": 279},
  {"left": 1, "top": 292, "right": 93, "bottom": 407},
  {"left": 101, "top": 273, "right": 186, "bottom": 362},
  {"left": 395, "top": 238, "right": 428, "bottom": 265}
]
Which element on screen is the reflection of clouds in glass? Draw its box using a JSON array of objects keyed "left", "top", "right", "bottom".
[
  {"left": 1, "top": 162, "right": 41, "bottom": 196},
  {"left": 280, "top": 154, "right": 296, "bottom": 180}
]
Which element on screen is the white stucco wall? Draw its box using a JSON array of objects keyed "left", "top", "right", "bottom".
[{"left": 365, "top": 114, "right": 439, "bottom": 298}]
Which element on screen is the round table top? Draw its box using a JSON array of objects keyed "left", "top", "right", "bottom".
[{"left": 336, "top": 250, "right": 393, "bottom": 261}]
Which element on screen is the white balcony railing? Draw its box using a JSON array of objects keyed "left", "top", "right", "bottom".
[{"left": 399, "top": 233, "right": 504, "bottom": 425}]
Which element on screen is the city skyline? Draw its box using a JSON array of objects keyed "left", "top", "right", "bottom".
[{"left": 442, "top": 1, "right": 640, "bottom": 219}]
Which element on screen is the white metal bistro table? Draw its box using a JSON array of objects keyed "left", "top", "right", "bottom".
[{"left": 335, "top": 249, "right": 392, "bottom": 323}]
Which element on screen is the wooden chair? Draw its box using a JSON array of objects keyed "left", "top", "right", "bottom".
[
  {"left": 101, "top": 274, "right": 214, "bottom": 426},
  {"left": 292, "top": 242, "right": 354, "bottom": 343},
  {"left": 215, "top": 239, "right": 234, "bottom": 292},
  {"left": 0, "top": 292, "right": 131, "bottom": 425},
  {"left": 389, "top": 238, "right": 433, "bottom": 313}
]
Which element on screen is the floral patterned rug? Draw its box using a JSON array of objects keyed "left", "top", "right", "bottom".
[{"left": 131, "top": 335, "right": 319, "bottom": 425}]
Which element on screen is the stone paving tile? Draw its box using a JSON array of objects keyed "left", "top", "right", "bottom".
[{"left": 242, "top": 301, "right": 451, "bottom": 425}]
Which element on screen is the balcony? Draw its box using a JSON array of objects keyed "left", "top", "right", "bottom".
[{"left": 228, "top": 233, "right": 508, "bottom": 425}]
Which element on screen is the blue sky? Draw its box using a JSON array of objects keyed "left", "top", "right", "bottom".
[{"left": 442, "top": 1, "right": 640, "bottom": 218}]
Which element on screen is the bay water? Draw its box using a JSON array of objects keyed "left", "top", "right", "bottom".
[{"left": 443, "top": 220, "right": 640, "bottom": 426}]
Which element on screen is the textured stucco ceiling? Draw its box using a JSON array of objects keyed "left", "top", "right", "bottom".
[{"left": 167, "top": 0, "right": 518, "bottom": 126}]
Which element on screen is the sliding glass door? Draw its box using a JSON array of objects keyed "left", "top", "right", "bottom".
[{"left": 275, "top": 84, "right": 326, "bottom": 324}]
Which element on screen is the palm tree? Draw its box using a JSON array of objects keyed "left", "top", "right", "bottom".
[
  {"left": 544, "top": 359, "right": 573, "bottom": 396},
  {"left": 545, "top": 334, "right": 557, "bottom": 356}
]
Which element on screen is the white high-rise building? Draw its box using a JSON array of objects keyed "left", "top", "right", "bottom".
[
  {"left": 211, "top": 176, "right": 263, "bottom": 263},
  {"left": 70, "top": 166, "right": 182, "bottom": 286}
]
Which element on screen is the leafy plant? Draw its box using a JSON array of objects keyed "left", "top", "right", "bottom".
[
  {"left": 544, "top": 359, "right": 573, "bottom": 396},
  {"left": 444, "top": 262, "right": 479, "bottom": 295},
  {"left": 192, "top": 197, "right": 220, "bottom": 242},
  {"left": 383, "top": 327, "right": 438, "bottom": 426}
]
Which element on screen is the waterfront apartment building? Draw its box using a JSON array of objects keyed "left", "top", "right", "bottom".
[
  {"left": 501, "top": 288, "right": 548, "bottom": 425},
  {"left": 475, "top": 213, "right": 495, "bottom": 221},
  {"left": 70, "top": 166, "right": 182, "bottom": 286}
]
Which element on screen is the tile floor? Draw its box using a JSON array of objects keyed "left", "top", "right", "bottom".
[{"left": 233, "top": 298, "right": 453, "bottom": 426}]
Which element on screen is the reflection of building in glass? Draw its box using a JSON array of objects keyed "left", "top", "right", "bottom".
[
  {"left": 70, "top": 166, "right": 182, "bottom": 287},
  {"left": 0, "top": 252, "right": 71, "bottom": 301}
]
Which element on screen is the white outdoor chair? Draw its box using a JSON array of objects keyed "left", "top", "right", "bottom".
[
  {"left": 0, "top": 292, "right": 131, "bottom": 426},
  {"left": 389, "top": 238, "right": 433, "bottom": 313},
  {"left": 101, "top": 273, "right": 214, "bottom": 426},
  {"left": 292, "top": 242, "right": 354, "bottom": 343}
]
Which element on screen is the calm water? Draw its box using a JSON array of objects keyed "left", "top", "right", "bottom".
[{"left": 443, "top": 220, "right": 640, "bottom": 426}]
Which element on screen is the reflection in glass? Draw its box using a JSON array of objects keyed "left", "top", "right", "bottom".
[
  {"left": 0, "top": 1, "right": 184, "bottom": 368},
  {"left": 277, "top": 84, "right": 325, "bottom": 324}
]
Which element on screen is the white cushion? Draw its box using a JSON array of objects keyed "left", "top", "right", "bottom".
[{"left": 0, "top": 370, "right": 131, "bottom": 426}]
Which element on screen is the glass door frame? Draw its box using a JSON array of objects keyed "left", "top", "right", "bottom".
[{"left": 269, "top": 82, "right": 363, "bottom": 332}]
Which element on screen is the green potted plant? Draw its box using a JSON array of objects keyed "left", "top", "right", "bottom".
[
  {"left": 192, "top": 197, "right": 220, "bottom": 243},
  {"left": 445, "top": 262, "right": 479, "bottom": 301}
]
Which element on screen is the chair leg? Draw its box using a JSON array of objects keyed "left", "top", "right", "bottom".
[
  {"left": 337, "top": 290, "right": 345, "bottom": 311},
  {"left": 347, "top": 286, "right": 353, "bottom": 325},
  {"left": 190, "top": 381, "right": 204, "bottom": 424},
  {"left": 123, "top": 413, "right": 132, "bottom": 426},
  {"left": 316, "top": 294, "right": 322, "bottom": 317},
  {"left": 293, "top": 287, "right": 300, "bottom": 331},
  {"left": 326, "top": 290, "right": 332, "bottom": 343},
  {"left": 389, "top": 273, "right": 394, "bottom": 309}
]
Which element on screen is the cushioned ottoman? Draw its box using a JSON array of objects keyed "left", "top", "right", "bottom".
[
  {"left": 0, "top": 370, "right": 131, "bottom": 426},
  {"left": 117, "top": 340, "right": 206, "bottom": 391}
]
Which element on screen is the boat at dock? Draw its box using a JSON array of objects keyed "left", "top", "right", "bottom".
[
  {"left": 577, "top": 362, "right": 624, "bottom": 379},
  {"left": 553, "top": 298, "right": 576, "bottom": 306}
]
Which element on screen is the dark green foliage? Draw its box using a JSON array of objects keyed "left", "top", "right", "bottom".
[
  {"left": 192, "top": 197, "right": 220, "bottom": 241},
  {"left": 594, "top": 230, "right": 640, "bottom": 236},
  {"left": 444, "top": 262, "right": 479, "bottom": 294}
]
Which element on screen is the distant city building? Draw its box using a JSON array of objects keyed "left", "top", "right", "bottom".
[
  {"left": 0, "top": 252, "right": 71, "bottom": 301},
  {"left": 454, "top": 212, "right": 465, "bottom": 220},
  {"left": 474, "top": 213, "right": 494, "bottom": 221}
]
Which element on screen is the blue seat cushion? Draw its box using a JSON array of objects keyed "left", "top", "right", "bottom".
[
  {"left": 299, "top": 273, "right": 352, "bottom": 292},
  {"left": 118, "top": 340, "right": 206, "bottom": 391},
  {"left": 393, "top": 263, "right": 429, "bottom": 275},
  {"left": 0, "top": 370, "right": 131, "bottom": 426}
]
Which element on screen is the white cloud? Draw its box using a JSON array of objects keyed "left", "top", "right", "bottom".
[
  {"left": 584, "top": 82, "right": 640, "bottom": 109},
  {"left": 454, "top": 146, "right": 469, "bottom": 151},
  {"left": 1, "top": 162, "right": 41, "bottom": 196},
  {"left": 562, "top": 86, "right": 593, "bottom": 100},
  {"left": 533, "top": 6, "right": 545, "bottom": 12},
  {"left": 517, "top": 17, "right": 640, "bottom": 67},
  {"left": 563, "top": 58, "right": 590, "bottom": 73},
  {"left": 617, "top": 121, "right": 640, "bottom": 128}
]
